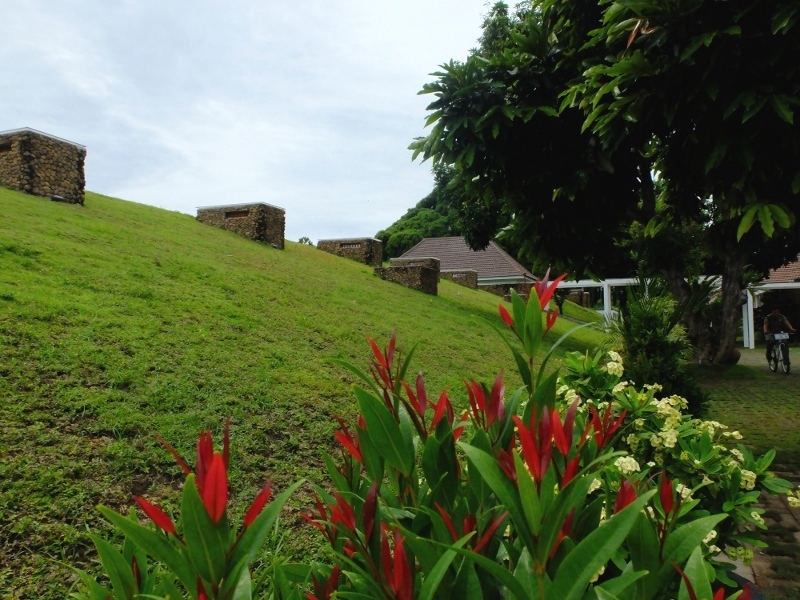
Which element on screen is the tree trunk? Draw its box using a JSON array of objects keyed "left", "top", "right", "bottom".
[
  {"left": 713, "top": 244, "right": 748, "bottom": 365},
  {"left": 663, "top": 263, "right": 716, "bottom": 363}
]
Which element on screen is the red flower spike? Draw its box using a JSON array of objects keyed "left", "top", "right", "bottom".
[
  {"left": 614, "top": 479, "right": 637, "bottom": 514},
  {"left": 367, "top": 336, "right": 389, "bottom": 370},
  {"left": 466, "top": 380, "right": 486, "bottom": 428},
  {"left": 387, "top": 331, "right": 397, "bottom": 370},
  {"left": 561, "top": 456, "right": 581, "bottom": 488},
  {"left": 363, "top": 480, "right": 379, "bottom": 543},
  {"left": 513, "top": 415, "right": 542, "bottom": 482},
  {"left": 414, "top": 372, "right": 428, "bottom": 417},
  {"left": 499, "top": 304, "right": 514, "bottom": 328},
  {"left": 550, "top": 508, "right": 575, "bottom": 558},
  {"left": 474, "top": 511, "right": 508, "bottom": 553},
  {"left": 244, "top": 483, "right": 272, "bottom": 528},
  {"left": 552, "top": 409, "right": 569, "bottom": 457},
  {"left": 197, "top": 579, "right": 209, "bottom": 600},
  {"left": 392, "top": 530, "right": 413, "bottom": 600},
  {"left": 659, "top": 472, "right": 674, "bottom": 516},
  {"left": 331, "top": 493, "right": 357, "bottom": 533},
  {"left": 545, "top": 308, "right": 559, "bottom": 334},
  {"left": 435, "top": 503, "right": 460, "bottom": 542},
  {"left": 564, "top": 398, "right": 579, "bottom": 445},
  {"left": 195, "top": 430, "right": 213, "bottom": 493},
  {"left": 488, "top": 370, "right": 505, "bottom": 427},
  {"left": 430, "top": 391, "right": 453, "bottom": 431},
  {"left": 202, "top": 453, "right": 228, "bottom": 523},
  {"left": 453, "top": 412, "right": 468, "bottom": 442},
  {"left": 534, "top": 270, "right": 568, "bottom": 310},
  {"left": 333, "top": 416, "right": 363, "bottom": 463},
  {"left": 713, "top": 590, "right": 725, "bottom": 600},
  {"left": 133, "top": 496, "right": 177, "bottom": 536},
  {"left": 154, "top": 435, "right": 192, "bottom": 475}
]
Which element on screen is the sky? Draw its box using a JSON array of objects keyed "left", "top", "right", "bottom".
[{"left": 1, "top": 1, "right": 491, "bottom": 242}]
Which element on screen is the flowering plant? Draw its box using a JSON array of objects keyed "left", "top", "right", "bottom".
[
  {"left": 307, "top": 276, "right": 750, "bottom": 599},
  {"left": 71, "top": 420, "right": 304, "bottom": 600},
  {"left": 559, "top": 349, "right": 794, "bottom": 581}
]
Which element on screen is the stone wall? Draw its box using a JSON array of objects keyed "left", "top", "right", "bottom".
[
  {"left": 317, "top": 238, "right": 383, "bottom": 266},
  {"left": 440, "top": 269, "right": 478, "bottom": 289},
  {"left": 0, "top": 128, "right": 86, "bottom": 204},
  {"left": 479, "top": 282, "right": 533, "bottom": 301},
  {"left": 374, "top": 257, "right": 440, "bottom": 295},
  {"left": 196, "top": 203, "right": 285, "bottom": 249}
]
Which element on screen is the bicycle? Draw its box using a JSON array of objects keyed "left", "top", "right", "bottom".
[{"left": 767, "top": 331, "right": 792, "bottom": 374}]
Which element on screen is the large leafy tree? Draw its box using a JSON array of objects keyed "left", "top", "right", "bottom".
[{"left": 411, "top": 0, "right": 800, "bottom": 363}]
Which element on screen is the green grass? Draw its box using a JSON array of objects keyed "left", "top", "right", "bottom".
[{"left": 0, "top": 187, "right": 603, "bottom": 598}]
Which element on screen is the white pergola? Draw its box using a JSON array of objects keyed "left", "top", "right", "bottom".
[{"left": 560, "top": 277, "right": 800, "bottom": 349}]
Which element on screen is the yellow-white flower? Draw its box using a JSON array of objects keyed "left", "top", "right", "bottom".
[
  {"left": 741, "top": 469, "right": 757, "bottom": 491},
  {"left": 614, "top": 456, "right": 640, "bottom": 475}
]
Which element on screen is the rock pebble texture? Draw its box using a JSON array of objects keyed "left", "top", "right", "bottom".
[
  {"left": 440, "top": 269, "right": 478, "bottom": 289},
  {"left": 317, "top": 238, "right": 383, "bottom": 266},
  {"left": 0, "top": 128, "right": 86, "bottom": 204},
  {"left": 196, "top": 203, "right": 285, "bottom": 249},
  {"left": 375, "top": 257, "right": 440, "bottom": 295}
]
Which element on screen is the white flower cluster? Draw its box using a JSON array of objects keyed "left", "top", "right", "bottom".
[
  {"left": 787, "top": 488, "right": 800, "bottom": 508},
  {"left": 556, "top": 384, "right": 580, "bottom": 404},
  {"left": 676, "top": 483, "right": 693, "bottom": 500},
  {"left": 606, "top": 360, "right": 624, "bottom": 377},
  {"left": 722, "top": 430, "right": 743, "bottom": 440},
  {"left": 626, "top": 433, "right": 640, "bottom": 452},
  {"left": 697, "top": 420, "right": 728, "bottom": 438},
  {"left": 740, "top": 469, "right": 757, "bottom": 491},
  {"left": 612, "top": 380, "right": 629, "bottom": 394},
  {"left": 750, "top": 511, "right": 765, "bottom": 527},
  {"left": 614, "top": 456, "right": 640, "bottom": 475},
  {"left": 729, "top": 448, "right": 745, "bottom": 463}
]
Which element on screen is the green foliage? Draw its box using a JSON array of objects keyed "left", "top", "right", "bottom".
[
  {"left": 376, "top": 165, "right": 464, "bottom": 259},
  {"left": 0, "top": 186, "right": 602, "bottom": 598}
]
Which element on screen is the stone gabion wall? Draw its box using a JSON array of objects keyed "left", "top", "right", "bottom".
[
  {"left": 0, "top": 129, "right": 86, "bottom": 204},
  {"left": 317, "top": 238, "right": 383, "bottom": 266},
  {"left": 440, "top": 269, "right": 478, "bottom": 289},
  {"left": 374, "top": 257, "right": 440, "bottom": 295},
  {"left": 196, "top": 203, "right": 285, "bottom": 249}
]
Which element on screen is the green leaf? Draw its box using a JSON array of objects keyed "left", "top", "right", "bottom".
[
  {"left": 98, "top": 506, "right": 195, "bottom": 594},
  {"left": 227, "top": 481, "right": 304, "bottom": 571},
  {"left": 678, "top": 546, "right": 711, "bottom": 600},
  {"left": 354, "top": 386, "right": 413, "bottom": 475},
  {"left": 458, "top": 443, "right": 537, "bottom": 551},
  {"left": 771, "top": 95, "right": 794, "bottom": 124},
  {"left": 88, "top": 535, "right": 135, "bottom": 600},
  {"left": 736, "top": 205, "right": 759, "bottom": 241},
  {"left": 595, "top": 589, "right": 622, "bottom": 600},
  {"left": 768, "top": 203, "right": 792, "bottom": 229},
  {"left": 626, "top": 512, "right": 662, "bottom": 599},
  {"left": 449, "top": 545, "right": 532, "bottom": 600},
  {"left": 418, "top": 535, "right": 472, "bottom": 600},
  {"left": 550, "top": 491, "right": 656, "bottom": 600},
  {"left": 656, "top": 514, "right": 727, "bottom": 589},
  {"left": 325, "top": 358, "right": 381, "bottom": 397},
  {"left": 180, "top": 474, "right": 228, "bottom": 585},
  {"left": 757, "top": 204, "right": 776, "bottom": 237},
  {"left": 523, "top": 292, "right": 543, "bottom": 357},
  {"left": 515, "top": 452, "right": 542, "bottom": 536}
]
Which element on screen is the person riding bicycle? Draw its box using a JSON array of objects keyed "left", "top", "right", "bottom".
[{"left": 764, "top": 308, "right": 796, "bottom": 364}]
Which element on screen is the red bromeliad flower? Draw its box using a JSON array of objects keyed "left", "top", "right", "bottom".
[
  {"left": 514, "top": 407, "right": 565, "bottom": 484},
  {"left": 307, "top": 565, "right": 341, "bottom": 600},
  {"left": 466, "top": 372, "right": 505, "bottom": 430},
  {"left": 244, "top": 483, "right": 273, "bottom": 528},
  {"left": 659, "top": 471, "right": 675, "bottom": 516},
  {"left": 614, "top": 479, "right": 638, "bottom": 514},
  {"left": 499, "top": 304, "right": 514, "bottom": 328},
  {"left": 435, "top": 504, "right": 508, "bottom": 554}
]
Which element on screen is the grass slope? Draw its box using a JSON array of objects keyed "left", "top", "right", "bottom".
[{"left": 0, "top": 188, "right": 602, "bottom": 598}]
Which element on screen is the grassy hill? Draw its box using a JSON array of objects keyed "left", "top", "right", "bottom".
[{"left": 0, "top": 187, "right": 603, "bottom": 598}]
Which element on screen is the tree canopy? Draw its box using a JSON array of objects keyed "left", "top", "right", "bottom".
[{"left": 411, "top": 0, "right": 800, "bottom": 362}]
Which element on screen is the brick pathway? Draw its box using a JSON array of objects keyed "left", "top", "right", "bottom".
[{"left": 701, "top": 349, "right": 800, "bottom": 599}]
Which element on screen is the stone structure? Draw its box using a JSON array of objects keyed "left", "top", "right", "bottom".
[
  {"left": 0, "top": 128, "right": 86, "bottom": 204},
  {"left": 374, "top": 257, "right": 440, "bottom": 295},
  {"left": 317, "top": 237, "right": 383, "bottom": 266},
  {"left": 196, "top": 203, "right": 285, "bottom": 249},
  {"left": 440, "top": 269, "right": 478, "bottom": 289},
  {"left": 479, "top": 282, "right": 533, "bottom": 300}
]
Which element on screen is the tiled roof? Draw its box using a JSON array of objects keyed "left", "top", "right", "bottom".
[
  {"left": 399, "top": 237, "right": 535, "bottom": 281},
  {"left": 764, "top": 254, "right": 800, "bottom": 283}
]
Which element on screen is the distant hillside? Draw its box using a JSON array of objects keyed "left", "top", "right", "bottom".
[{"left": 0, "top": 187, "right": 601, "bottom": 598}]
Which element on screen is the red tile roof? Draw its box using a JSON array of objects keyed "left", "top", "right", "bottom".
[
  {"left": 764, "top": 254, "right": 800, "bottom": 283},
  {"left": 399, "top": 237, "right": 535, "bottom": 281}
]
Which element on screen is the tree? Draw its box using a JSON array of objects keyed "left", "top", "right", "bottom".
[
  {"left": 376, "top": 165, "right": 465, "bottom": 258},
  {"left": 411, "top": 0, "right": 800, "bottom": 363}
]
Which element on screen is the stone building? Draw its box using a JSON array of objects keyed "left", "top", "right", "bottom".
[
  {"left": 374, "top": 257, "right": 440, "bottom": 295},
  {"left": 317, "top": 238, "right": 383, "bottom": 266},
  {"left": 196, "top": 203, "right": 285, "bottom": 249},
  {"left": 0, "top": 128, "right": 86, "bottom": 204},
  {"left": 440, "top": 269, "right": 478, "bottom": 289}
]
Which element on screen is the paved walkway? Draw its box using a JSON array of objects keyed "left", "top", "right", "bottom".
[{"left": 702, "top": 348, "right": 800, "bottom": 598}]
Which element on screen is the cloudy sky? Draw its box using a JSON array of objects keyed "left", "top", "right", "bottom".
[{"left": 2, "top": 1, "right": 491, "bottom": 242}]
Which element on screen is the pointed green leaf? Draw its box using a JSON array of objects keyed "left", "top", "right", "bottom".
[
  {"left": 655, "top": 514, "right": 727, "bottom": 588},
  {"left": 736, "top": 204, "right": 760, "bottom": 241},
  {"left": 678, "top": 546, "right": 712, "bottom": 600},
  {"left": 771, "top": 95, "right": 794, "bottom": 125},
  {"left": 515, "top": 452, "right": 542, "bottom": 536},
  {"left": 88, "top": 535, "right": 135, "bottom": 600},
  {"left": 757, "top": 204, "right": 776, "bottom": 237},
  {"left": 180, "top": 474, "right": 228, "bottom": 585},
  {"left": 354, "top": 386, "right": 413, "bottom": 475},
  {"left": 550, "top": 491, "right": 656, "bottom": 600},
  {"left": 418, "top": 535, "right": 472, "bottom": 600}
]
